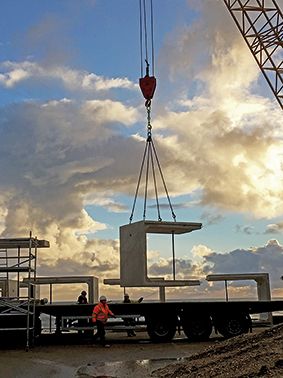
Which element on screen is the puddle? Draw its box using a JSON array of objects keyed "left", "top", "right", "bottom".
[{"left": 76, "top": 357, "right": 188, "bottom": 378}]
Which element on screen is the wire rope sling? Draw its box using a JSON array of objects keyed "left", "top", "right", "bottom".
[
  {"left": 128, "top": 0, "right": 181, "bottom": 279},
  {"left": 129, "top": 0, "right": 176, "bottom": 224}
]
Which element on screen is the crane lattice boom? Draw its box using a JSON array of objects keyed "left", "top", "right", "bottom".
[{"left": 223, "top": 0, "right": 283, "bottom": 109}]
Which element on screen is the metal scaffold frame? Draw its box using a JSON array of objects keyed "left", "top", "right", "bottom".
[
  {"left": 223, "top": 0, "right": 283, "bottom": 109},
  {"left": 0, "top": 234, "right": 49, "bottom": 350}
]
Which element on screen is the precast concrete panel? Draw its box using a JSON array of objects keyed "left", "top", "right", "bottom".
[
  {"left": 119, "top": 220, "right": 202, "bottom": 287},
  {"left": 120, "top": 221, "right": 148, "bottom": 286}
]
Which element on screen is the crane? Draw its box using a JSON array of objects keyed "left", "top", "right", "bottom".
[
  {"left": 132, "top": 0, "right": 283, "bottom": 224},
  {"left": 222, "top": 0, "right": 283, "bottom": 110}
]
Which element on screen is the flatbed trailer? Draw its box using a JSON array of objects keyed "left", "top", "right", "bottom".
[{"left": 35, "top": 300, "right": 283, "bottom": 342}]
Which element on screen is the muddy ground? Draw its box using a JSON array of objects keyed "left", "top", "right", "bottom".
[
  {"left": 0, "top": 326, "right": 281, "bottom": 377},
  {"left": 0, "top": 331, "right": 221, "bottom": 377}
]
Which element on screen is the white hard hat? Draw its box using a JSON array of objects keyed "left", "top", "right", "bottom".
[{"left": 100, "top": 295, "right": 107, "bottom": 301}]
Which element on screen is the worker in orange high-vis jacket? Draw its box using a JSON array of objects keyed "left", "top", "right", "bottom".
[{"left": 92, "top": 295, "right": 115, "bottom": 347}]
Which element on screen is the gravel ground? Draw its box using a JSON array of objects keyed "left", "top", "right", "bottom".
[{"left": 152, "top": 324, "right": 283, "bottom": 378}]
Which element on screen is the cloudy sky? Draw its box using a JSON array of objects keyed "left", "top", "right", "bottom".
[{"left": 1, "top": 0, "right": 283, "bottom": 301}]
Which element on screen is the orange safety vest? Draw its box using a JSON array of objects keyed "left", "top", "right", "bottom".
[{"left": 92, "top": 302, "right": 114, "bottom": 324}]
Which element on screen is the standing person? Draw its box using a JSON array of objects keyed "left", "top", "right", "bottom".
[
  {"left": 92, "top": 295, "right": 115, "bottom": 347},
  {"left": 77, "top": 290, "right": 88, "bottom": 334},
  {"left": 123, "top": 293, "right": 135, "bottom": 337},
  {"left": 123, "top": 293, "right": 131, "bottom": 304},
  {"left": 123, "top": 292, "right": 143, "bottom": 304},
  {"left": 123, "top": 293, "right": 143, "bottom": 336},
  {"left": 77, "top": 290, "right": 88, "bottom": 304}
]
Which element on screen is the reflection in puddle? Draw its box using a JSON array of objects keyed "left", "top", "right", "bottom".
[{"left": 76, "top": 357, "right": 189, "bottom": 378}]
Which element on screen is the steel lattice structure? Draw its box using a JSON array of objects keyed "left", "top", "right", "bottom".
[{"left": 223, "top": 0, "right": 283, "bottom": 109}]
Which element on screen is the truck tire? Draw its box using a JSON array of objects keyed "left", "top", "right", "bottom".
[
  {"left": 146, "top": 316, "right": 176, "bottom": 342},
  {"left": 182, "top": 315, "right": 212, "bottom": 341},
  {"left": 215, "top": 314, "right": 251, "bottom": 338}
]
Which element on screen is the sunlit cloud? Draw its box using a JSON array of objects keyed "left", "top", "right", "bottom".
[
  {"left": 0, "top": 60, "right": 137, "bottom": 92},
  {"left": 84, "top": 195, "right": 128, "bottom": 213},
  {"left": 264, "top": 223, "right": 283, "bottom": 234}
]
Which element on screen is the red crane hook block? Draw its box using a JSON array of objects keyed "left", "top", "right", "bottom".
[{"left": 139, "top": 75, "right": 157, "bottom": 100}]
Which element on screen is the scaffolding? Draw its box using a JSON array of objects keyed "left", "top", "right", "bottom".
[{"left": 0, "top": 234, "right": 49, "bottom": 350}]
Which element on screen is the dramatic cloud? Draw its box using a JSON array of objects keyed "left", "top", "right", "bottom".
[
  {"left": 0, "top": 98, "right": 141, "bottom": 282},
  {"left": 150, "top": 0, "right": 283, "bottom": 218},
  {"left": 145, "top": 240, "right": 283, "bottom": 300},
  {"left": 1, "top": 0, "right": 283, "bottom": 301},
  {"left": 37, "top": 238, "right": 121, "bottom": 300},
  {"left": 148, "top": 257, "right": 198, "bottom": 279},
  {"left": 203, "top": 239, "right": 283, "bottom": 288}
]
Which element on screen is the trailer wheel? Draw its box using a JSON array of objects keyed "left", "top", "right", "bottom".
[
  {"left": 146, "top": 316, "right": 176, "bottom": 342},
  {"left": 216, "top": 314, "right": 251, "bottom": 338},
  {"left": 182, "top": 316, "right": 212, "bottom": 341}
]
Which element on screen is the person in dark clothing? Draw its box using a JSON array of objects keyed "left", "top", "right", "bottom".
[
  {"left": 123, "top": 293, "right": 143, "bottom": 336},
  {"left": 77, "top": 290, "right": 88, "bottom": 304},
  {"left": 77, "top": 290, "right": 88, "bottom": 334},
  {"left": 123, "top": 293, "right": 131, "bottom": 303},
  {"left": 123, "top": 293, "right": 143, "bottom": 304}
]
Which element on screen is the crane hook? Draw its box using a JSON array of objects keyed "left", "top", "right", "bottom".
[{"left": 139, "top": 60, "right": 156, "bottom": 102}]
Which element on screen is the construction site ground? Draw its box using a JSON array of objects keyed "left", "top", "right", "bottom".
[{"left": 1, "top": 325, "right": 283, "bottom": 377}]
